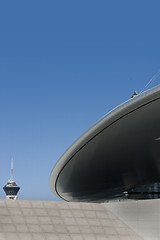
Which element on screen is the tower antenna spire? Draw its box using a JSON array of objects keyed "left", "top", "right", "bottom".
[
  {"left": 3, "top": 158, "right": 20, "bottom": 200},
  {"left": 11, "top": 158, "right": 13, "bottom": 181}
]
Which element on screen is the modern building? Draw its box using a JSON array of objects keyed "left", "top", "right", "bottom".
[
  {"left": 49, "top": 84, "right": 160, "bottom": 202},
  {"left": 2, "top": 85, "right": 160, "bottom": 240}
]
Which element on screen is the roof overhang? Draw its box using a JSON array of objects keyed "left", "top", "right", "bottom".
[{"left": 50, "top": 85, "right": 160, "bottom": 202}]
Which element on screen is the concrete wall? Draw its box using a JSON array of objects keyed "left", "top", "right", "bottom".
[
  {"left": 0, "top": 199, "right": 142, "bottom": 240},
  {"left": 105, "top": 199, "right": 160, "bottom": 240}
]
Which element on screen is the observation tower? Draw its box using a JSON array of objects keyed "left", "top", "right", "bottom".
[{"left": 3, "top": 159, "right": 20, "bottom": 200}]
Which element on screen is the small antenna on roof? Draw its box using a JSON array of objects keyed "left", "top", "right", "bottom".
[
  {"left": 11, "top": 158, "right": 13, "bottom": 181},
  {"left": 140, "top": 70, "right": 160, "bottom": 93}
]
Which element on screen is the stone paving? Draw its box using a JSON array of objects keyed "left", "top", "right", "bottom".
[{"left": 0, "top": 199, "right": 143, "bottom": 240}]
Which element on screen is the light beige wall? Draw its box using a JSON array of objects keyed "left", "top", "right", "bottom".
[{"left": 0, "top": 199, "right": 142, "bottom": 240}]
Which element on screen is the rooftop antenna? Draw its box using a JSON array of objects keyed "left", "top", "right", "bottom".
[
  {"left": 140, "top": 70, "right": 160, "bottom": 93},
  {"left": 11, "top": 158, "right": 13, "bottom": 181}
]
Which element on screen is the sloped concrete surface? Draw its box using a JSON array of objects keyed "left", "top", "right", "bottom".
[
  {"left": 105, "top": 199, "right": 160, "bottom": 240},
  {"left": 0, "top": 199, "right": 143, "bottom": 240}
]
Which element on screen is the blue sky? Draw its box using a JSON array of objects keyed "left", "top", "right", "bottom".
[{"left": 0, "top": 1, "right": 160, "bottom": 200}]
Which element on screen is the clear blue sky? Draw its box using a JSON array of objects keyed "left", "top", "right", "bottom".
[{"left": 0, "top": 1, "right": 160, "bottom": 200}]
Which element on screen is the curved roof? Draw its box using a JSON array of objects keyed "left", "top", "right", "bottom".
[{"left": 50, "top": 85, "right": 160, "bottom": 202}]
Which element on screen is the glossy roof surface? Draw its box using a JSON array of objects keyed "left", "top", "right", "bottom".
[{"left": 50, "top": 85, "right": 160, "bottom": 202}]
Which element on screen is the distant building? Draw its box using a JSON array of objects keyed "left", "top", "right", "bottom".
[
  {"left": 3, "top": 180, "right": 20, "bottom": 200},
  {"left": 3, "top": 158, "right": 20, "bottom": 200}
]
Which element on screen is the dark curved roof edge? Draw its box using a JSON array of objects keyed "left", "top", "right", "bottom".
[{"left": 49, "top": 84, "right": 160, "bottom": 200}]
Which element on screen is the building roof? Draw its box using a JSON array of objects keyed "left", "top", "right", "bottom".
[
  {"left": 50, "top": 84, "right": 160, "bottom": 202},
  {"left": 0, "top": 199, "right": 144, "bottom": 240},
  {"left": 4, "top": 180, "right": 18, "bottom": 187}
]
